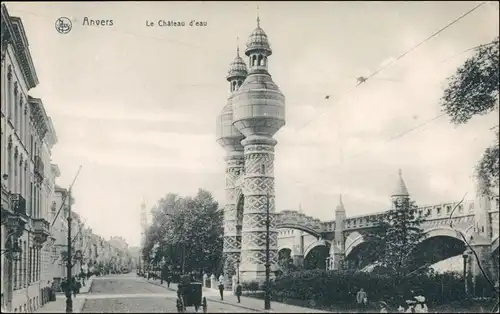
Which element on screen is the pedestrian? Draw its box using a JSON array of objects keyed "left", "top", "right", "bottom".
[
  {"left": 356, "top": 288, "right": 368, "bottom": 312},
  {"left": 414, "top": 296, "right": 428, "bottom": 313},
  {"left": 71, "top": 278, "right": 78, "bottom": 297},
  {"left": 166, "top": 274, "right": 172, "bottom": 288},
  {"left": 218, "top": 275, "right": 225, "bottom": 301},
  {"left": 176, "top": 289, "right": 184, "bottom": 312},
  {"left": 235, "top": 281, "right": 242, "bottom": 303}
]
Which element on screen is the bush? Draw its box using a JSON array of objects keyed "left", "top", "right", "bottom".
[
  {"left": 242, "top": 281, "right": 260, "bottom": 294},
  {"left": 267, "top": 269, "right": 478, "bottom": 307}
]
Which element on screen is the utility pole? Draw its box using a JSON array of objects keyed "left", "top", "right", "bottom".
[
  {"left": 66, "top": 188, "right": 73, "bottom": 313},
  {"left": 65, "top": 165, "right": 81, "bottom": 313},
  {"left": 264, "top": 192, "right": 271, "bottom": 310}
]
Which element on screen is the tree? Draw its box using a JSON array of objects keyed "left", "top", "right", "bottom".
[
  {"left": 144, "top": 189, "right": 223, "bottom": 274},
  {"left": 441, "top": 36, "right": 499, "bottom": 191},
  {"left": 367, "top": 198, "right": 428, "bottom": 278}
]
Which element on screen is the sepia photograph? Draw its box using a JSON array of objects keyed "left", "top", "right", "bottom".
[{"left": 0, "top": 1, "right": 499, "bottom": 313}]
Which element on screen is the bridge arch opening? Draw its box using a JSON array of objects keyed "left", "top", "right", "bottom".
[
  {"left": 411, "top": 235, "right": 466, "bottom": 270},
  {"left": 344, "top": 241, "right": 377, "bottom": 270},
  {"left": 304, "top": 244, "right": 330, "bottom": 270}
]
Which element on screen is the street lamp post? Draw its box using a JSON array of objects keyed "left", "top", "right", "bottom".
[
  {"left": 264, "top": 192, "right": 271, "bottom": 310},
  {"left": 462, "top": 251, "right": 469, "bottom": 295},
  {"left": 235, "top": 260, "right": 240, "bottom": 283},
  {"left": 66, "top": 189, "right": 73, "bottom": 313}
]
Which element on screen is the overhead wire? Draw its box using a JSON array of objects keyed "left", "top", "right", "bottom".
[{"left": 294, "top": 1, "right": 488, "bottom": 133}]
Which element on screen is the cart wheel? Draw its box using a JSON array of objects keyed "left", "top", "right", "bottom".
[{"left": 202, "top": 297, "right": 207, "bottom": 313}]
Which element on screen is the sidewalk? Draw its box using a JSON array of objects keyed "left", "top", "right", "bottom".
[
  {"left": 34, "top": 295, "right": 86, "bottom": 313},
  {"left": 34, "top": 276, "right": 95, "bottom": 313},
  {"left": 143, "top": 277, "right": 332, "bottom": 313},
  {"left": 205, "top": 293, "right": 334, "bottom": 313}
]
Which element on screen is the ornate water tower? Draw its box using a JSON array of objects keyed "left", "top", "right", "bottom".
[
  {"left": 216, "top": 45, "right": 248, "bottom": 278},
  {"left": 231, "top": 16, "right": 286, "bottom": 282}
]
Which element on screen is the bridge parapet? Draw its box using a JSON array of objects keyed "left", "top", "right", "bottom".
[
  {"left": 319, "top": 200, "right": 478, "bottom": 233},
  {"left": 275, "top": 210, "right": 325, "bottom": 236},
  {"left": 417, "top": 200, "right": 475, "bottom": 220}
]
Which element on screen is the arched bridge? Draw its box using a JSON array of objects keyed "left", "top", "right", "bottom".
[{"left": 277, "top": 199, "right": 499, "bottom": 273}]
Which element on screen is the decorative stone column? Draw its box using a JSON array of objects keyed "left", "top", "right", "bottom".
[
  {"left": 239, "top": 136, "right": 278, "bottom": 282},
  {"left": 210, "top": 274, "right": 217, "bottom": 290},
  {"left": 222, "top": 151, "right": 244, "bottom": 280}
]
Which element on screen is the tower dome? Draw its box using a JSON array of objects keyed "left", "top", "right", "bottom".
[
  {"left": 216, "top": 47, "right": 247, "bottom": 153},
  {"left": 216, "top": 98, "right": 245, "bottom": 153},
  {"left": 245, "top": 18, "right": 272, "bottom": 56},
  {"left": 227, "top": 47, "right": 248, "bottom": 81},
  {"left": 232, "top": 17, "right": 285, "bottom": 138}
]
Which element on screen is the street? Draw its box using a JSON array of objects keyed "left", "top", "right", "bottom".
[{"left": 80, "top": 274, "right": 259, "bottom": 313}]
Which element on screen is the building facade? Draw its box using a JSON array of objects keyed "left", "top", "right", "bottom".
[{"left": 1, "top": 4, "right": 59, "bottom": 312}]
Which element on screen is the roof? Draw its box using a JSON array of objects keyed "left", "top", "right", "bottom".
[
  {"left": 2, "top": 4, "right": 39, "bottom": 89},
  {"left": 392, "top": 168, "right": 409, "bottom": 197},
  {"left": 245, "top": 17, "right": 272, "bottom": 56}
]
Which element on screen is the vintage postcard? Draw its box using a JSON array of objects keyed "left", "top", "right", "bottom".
[{"left": 0, "top": 1, "right": 499, "bottom": 313}]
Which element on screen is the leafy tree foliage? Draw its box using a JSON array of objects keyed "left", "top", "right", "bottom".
[
  {"left": 366, "top": 198, "right": 428, "bottom": 278},
  {"left": 476, "top": 129, "right": 499, "bottom": 193},
  {"left": 441, "top": 37, "right": 499, "bottom": 191},
  {"left": 143, "top": 189, "right": 223, "bottom": 274}
]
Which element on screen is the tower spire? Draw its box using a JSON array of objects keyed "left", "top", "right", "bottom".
[
  {"left": 336, "top": 194, "right": 345, "bottom": 211},
  {"left": 237, "top": 36, "right": 240, "bottom": 56},
  {"left": 257, "top": 6, "right": 260, "bottom": 27},
  {"left": 392, "top": 168, "right": 409, "bottom": 197}
]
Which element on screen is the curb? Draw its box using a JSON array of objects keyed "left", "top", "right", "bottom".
[
  {"left": 79, "top": 277, "right": 95, "bottom": 295},
  {"left": 204, "top": 297, "right": 266, "bottom": 313},
  {"left": 76, "top": 298, "right": 87, "bottom": 313}
]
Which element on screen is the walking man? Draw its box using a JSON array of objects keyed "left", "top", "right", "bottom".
[
  {"left": 218, "top": 275, "right": 225, "bottom": 301},
  {"left": 235, "top": 281, "right": 242, "bottom": 303},
  {"left": 356, "top": 288, "right": 368, "bottom": 312}
]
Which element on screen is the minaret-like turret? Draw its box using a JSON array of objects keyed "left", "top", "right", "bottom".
[
  {"left": 329, "top": 195, "right": 346, "bottom": 270},
  {"left": 391, "top": 169, "right": 410, "bottom": 208},
  {"left": 216, "top": 44, "right": 248, "bottom": 279},
  {"left": 334, "top": 195, "right": 346, "bottom": 249},
  {"left": 140, "top": 198, "right": 148, "bottom": 269},
  {"left": 232, "top": 13, "right": 286, "bottom": 283},
  {"left": 469, "top": 174, "right": 495, "bottom": 292}
]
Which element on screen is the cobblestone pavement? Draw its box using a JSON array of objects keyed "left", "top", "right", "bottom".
[
  {"left": 144, "top": 277, "right": 333, "bottom": 313},
  {"left": 80, "top": 274, "right": 259, "bottom": 313},
  {"left": 34, "top": 276, "right": 95, "bottom": 313}
]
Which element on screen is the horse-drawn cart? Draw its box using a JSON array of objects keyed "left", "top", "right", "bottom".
[{"left": 176, "top": 277, "right": 207, "bottom": 313}]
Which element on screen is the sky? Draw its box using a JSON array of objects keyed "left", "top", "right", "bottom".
[{"left": 5, "top": 1, "right": 499, "bottom": 247}]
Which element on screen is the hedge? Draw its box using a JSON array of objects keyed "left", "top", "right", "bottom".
[{"left": 241, "top": 269, "right": 498, "bottom": 308}]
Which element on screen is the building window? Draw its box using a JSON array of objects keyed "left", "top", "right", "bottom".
[
  {"left": 436, "top": 207, "right": 441, "bottom": 215},
  {"left": 28, "top": 247, "right": 32, "bottom": 283},
  {"left": 7, "top": 148, "right": 12, "bottom": 190},
  {"left": 446, "top": 206, "right": 451, "bottom": 214}
]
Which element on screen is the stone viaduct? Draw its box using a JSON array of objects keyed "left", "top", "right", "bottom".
[{"left": 276, "top": 171, "right": 499, "bottom": 282}]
